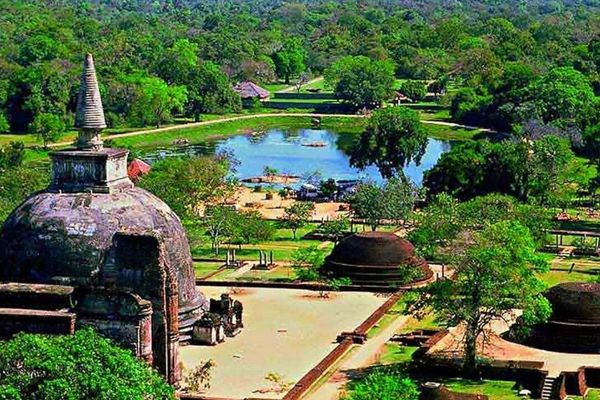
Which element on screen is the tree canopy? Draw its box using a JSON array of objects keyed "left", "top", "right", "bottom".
[
  {"left": 351, "top": 107, "right": 428, "bottom": 180},
  {"left": 415, "top": 220, "right": 550, "bottom": 372},
  {"left": 325, "top": 56, "right": 395, "bottom": 109}
]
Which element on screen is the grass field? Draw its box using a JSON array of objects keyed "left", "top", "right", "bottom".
[{"left": 540, "top": 255, "right": 600, "bottom": 287}]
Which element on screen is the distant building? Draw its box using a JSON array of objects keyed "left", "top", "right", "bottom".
[
  {"left": 392, "top": 91, "right": 413, "bottom": 106},
  {"left": 233, "top": 81, "right": 270, "bottom": 102}
]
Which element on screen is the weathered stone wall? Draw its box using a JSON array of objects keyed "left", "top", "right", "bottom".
[{"left": 0, "top": 308, "right": 76, "bottom": 338}]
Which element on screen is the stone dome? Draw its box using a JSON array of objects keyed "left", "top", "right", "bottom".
[
  {"left": 0, "top": 187, "right": 206, "bottom": 332},
  {"left": 324, "top": 232, "right": 432, "bottom": 286},
  {"left": 545, "top": 282, "right": 600, "bottom": 324}
]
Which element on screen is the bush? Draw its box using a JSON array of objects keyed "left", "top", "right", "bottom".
[
  {"left": 0, "top": 329, "right": 175, "bottom": 400},
  {"left": 400, "top": 80, "right": 427, "bottom": 101},
  {"left": 342, "top": 367, "right": 419, "bottom": 400},
  {"left": 291, "top": 245, "right": 325, "bottom": 281}
]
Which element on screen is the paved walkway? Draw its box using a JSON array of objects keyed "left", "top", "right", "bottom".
[
  {"left": 48, "top": 113, "right": 502, "bottom": 148},
  {"left": 305, "top": 315, "right": 410, "bottom": 400},
  {"left": 180, "top": 287, "right": 387, "bottom": 399}
]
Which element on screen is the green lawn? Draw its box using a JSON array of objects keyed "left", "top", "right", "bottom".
[
  {"left": 539, "top": 256, "right": 600, "bottom": 287},
  {"left": 378, "top": 344, "right": 418, "bottom": 365},
  {"left": 208, "top": 264, "right": 298, "bottom": 282},
  {"left": 190, "top": 223, "right": 331, "bottom": 263},
  {"left": 441, "top": 378, "right": 520, "bottom": 399},
  {"left": 424, "top": 124, "right": 485, "bottom": 141},
  {"left": 263, "top": 82, "right": 290, "bottom": 94},
  {"left": 112, "top": 115, "right": 315, "bottom": 148},
  {"left": 367, "top": 297, "right": 407, "bottom": 338},
  {"left": 299, "top": 78, "right": 330, "bottom": 93},
  {"left": 193, "top": 261, "right": 224, "bottom": 279}
]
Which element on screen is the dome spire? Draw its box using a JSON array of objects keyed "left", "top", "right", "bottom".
[{"left": 75, "top": 53, "right": 106, "bottom": 150}]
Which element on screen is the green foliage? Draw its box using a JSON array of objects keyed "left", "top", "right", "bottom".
[
  {"left": 129, "top": 77, "right": 187, "bottom": 128},
  {"left": 400, "top": 81, "right": 427, "bottom": 101},
  {"left": 0, "top": 142, "right": 25, "bottom": 172},
  {"left": 0, "top": 329, "right": 175, "bottom": 400},
  {"left": 424, "top": 136, "right": 575, "bottom": 204},
  {"left": 0, "top": 161, "right": 49, "bottom": 223},
  {"left": 232, "top": 210, "right": 276, "bottom": 245},
  {"left": 325, "top": 56, "right": 395, "bottom": 109},
  {"left": 30, "top": 113, "right": 65, "bottom": 148},
  {"left": 138, "top": 155, "right": 236, "bottom": 220},
  {"left": 342, "top": 367, "right": 419, "bottom": 400},
  {"left": 525, "top": 67, "right": 596, "bottom": 124},
  {"left": 272, "top": 37, "right": 306, "bottom": 84},
  {"left": 351, "top": 107, "right": 427, "bottom": 180},
  {"left": 291, "top": 245, "right": 326, "bottom": 281},
  {"left": 349, "top": 178, "right": 416, "bottom": 231},
  {"left": 187, "top": 61, "right": 241, "bottom": 120},
  {"left": 319, "top": 178, "right": 338, "bottom": 199},
  {"left": 417, "top": 220, "right": 550, "bottom": 370},
  {"left": 0, "top": 114, "right": 8, "bottom": 133},
  {"left": 321, "top": 216, "right": 349, "bottom": 244},
  {"left": 278, "top": 201, "right": 315, "bottom": 239},
  {"left": 204, "top": 205, "right": 239, "bottom": 255},
  {"left": 410, "top": 193, "right": 553, "bottom": 259}
]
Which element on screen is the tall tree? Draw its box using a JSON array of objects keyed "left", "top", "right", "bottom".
[
  {"left": 415, "top": 220, "right": 550, "bottom": 373},
  {"left": 279, "top": 202, "right": 314, "bottom": 239},
  {"left": 349, "top": 178, "right": 416, "bottom": 231},
  {"left": 324, "top": 55, "right": 395, "bottom": 109},
  {"left": 138, "top": 155, "right": 237, "bottom": 220},
  {"left": 130, "top": 77, "right": 187, "bottom": 128},
  {"left": 30, "top": 113, "right": 65, "bottom": 149},
  {"left": 272, "top": 37, "right": 306, "bottom": 84},
  {"left": 187, "top": 61, "right": 241, "bottom": 121},
  {"left": 351, "top": 107, "right": 427, "bottom": 180}
]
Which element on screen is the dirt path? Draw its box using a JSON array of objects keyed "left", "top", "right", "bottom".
[
  {"left": 48, "top": 113, "right": 502, "bottom": 148},
  {"left": 276, "top": 76, "right": 325, "bottom": 93},
  {"left": 305, "top": 315, "right": 410, "bottom": 400}
]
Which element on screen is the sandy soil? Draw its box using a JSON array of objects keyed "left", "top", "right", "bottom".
[
  {"left": 179, "top": 286, "right": 388, "bottom": 399},
  {"left": 427, "top": 313, "right": 600, "bottom": 376},
  {"left": 234, "top": 186, "right": 349, "bottom": 221}
]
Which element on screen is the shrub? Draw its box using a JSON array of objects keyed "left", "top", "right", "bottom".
[
  {"left": 0, "top": 329, "right": 175, "bottom": 400},
  {"left": 342, "top": 367, "right": 419, "bottom": 400},
  {"left": 291, "top": 245, "right": 325, "bottom": 281}
]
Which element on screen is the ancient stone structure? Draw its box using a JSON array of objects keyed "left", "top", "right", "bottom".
[
  {"left": 0, "top": 54, "right": 242, "bottom": 384},
  {"left": 323, "top": 232, "right": 433, "bottom": 286},
  {"left": 523, "top": 282, "right": 600, "bottom": 353}
]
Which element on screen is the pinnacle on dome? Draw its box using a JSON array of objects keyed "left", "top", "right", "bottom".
[{"left": 74, "top": 53, "right": 106, "bottom": 150}]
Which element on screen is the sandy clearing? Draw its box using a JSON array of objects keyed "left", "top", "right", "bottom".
[
  {"left": 180, "top": 286, "right": 389, "bottom": 399},
  {"left": 234, "top": 186, "right": 348, "bottom": 221},
  {"left": 427, "top": 314, "right": 600, "bottom": 376}
]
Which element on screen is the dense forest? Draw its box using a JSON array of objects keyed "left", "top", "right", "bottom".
[{"left": 0, "top": 0, "right": 599, "bottom": 136}]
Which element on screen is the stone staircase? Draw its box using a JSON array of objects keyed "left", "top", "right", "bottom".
[{"left": 541, "top": 375, "right": 557, "bottom": 400}]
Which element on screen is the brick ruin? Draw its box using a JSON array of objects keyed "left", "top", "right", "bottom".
[{"left": 0, "top": 54, "right": 242, "bottom": 384}]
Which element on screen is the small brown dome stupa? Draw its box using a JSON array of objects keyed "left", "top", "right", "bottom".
[
  {"left": 522, "top": 282, "right": 600, "bottom": 354},
  {"left": 324, "top": 231, "right": 432, "bottom": 286}
]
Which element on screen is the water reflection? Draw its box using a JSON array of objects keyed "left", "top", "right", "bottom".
[{"left": 140, "top": 128, "right": 453, "bottom": 186}]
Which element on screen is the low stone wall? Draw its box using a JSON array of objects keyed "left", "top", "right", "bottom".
[
  {"left": 0, "top": 308, "right": 76, "bottom": 338},
  {"left": 196, "top": 279, "right": 400, "bottom": 293}
]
